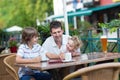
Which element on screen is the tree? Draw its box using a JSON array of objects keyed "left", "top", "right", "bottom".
[{"left": 0, "top": 0, "right": 53, "bottom": 28}]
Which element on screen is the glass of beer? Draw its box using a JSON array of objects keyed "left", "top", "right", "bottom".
[{"left": 100, "top": 35, "right": 107, "bottom": 55}]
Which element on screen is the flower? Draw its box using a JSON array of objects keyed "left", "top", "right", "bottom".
[{"left": 8, "top": 37, "right": 17, "bottom": 47}]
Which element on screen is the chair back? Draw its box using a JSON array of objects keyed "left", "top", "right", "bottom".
[
  {"left": 63, "top": 62, "right": 120, "bottom": 80},
  {"left": 0, "top": 53, "right": 14, "bottom": 80},
  {"left": 4, "top": 54, "right": 19, "bottom": 80}
]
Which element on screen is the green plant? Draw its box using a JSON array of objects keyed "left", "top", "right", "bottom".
[
  {"left": 8, "top": 37, "right": 17, "bottom": 47},
  {"left": 38, "top": 24, "right": 50, "bottom": 44},
  {"left": 98, "top": 14, "right": 120, "bottom": 33},
  {"left": 68, "top": 23, "right": 80, "bottom": 36}
]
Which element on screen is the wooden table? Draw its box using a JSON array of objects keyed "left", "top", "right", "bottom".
[{"left": 15, "top": 52, "right": 120, "bottom": 71}]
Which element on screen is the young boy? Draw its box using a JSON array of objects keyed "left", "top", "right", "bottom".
[{"left": 16, "top": 27, "right": 51, "bottom": 80}]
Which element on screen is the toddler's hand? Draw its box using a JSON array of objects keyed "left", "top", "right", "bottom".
[{"left": 72, "top": 52, "right": 80, "bottom": 56}]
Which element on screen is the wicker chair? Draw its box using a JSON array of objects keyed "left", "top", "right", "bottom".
[
  {"left": 0, "top": 53, "right": 14, "bottom": 80},
  {"left": 63, "top": 62, "right": 120, "bottom": 80},
  {"left": 4, "top": 54, "right": 19, "bottom": 80}
]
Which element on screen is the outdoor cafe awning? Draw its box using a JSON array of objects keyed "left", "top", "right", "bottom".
[
  {"left": 89, "top": 2, "right": 120, "bottom": 12},
  {"left": 52, "top": 10, "right": 92, "bottom": 19},
  {"left": 50, "top": 2, "right": 120, "bottom": 20},
  {"left": 5, "top": 26, "right": 22, "bottom": 32}
]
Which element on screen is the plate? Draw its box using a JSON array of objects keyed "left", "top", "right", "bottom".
[{"left": 62, "top": 59, "right": 75, "bottom": 63}]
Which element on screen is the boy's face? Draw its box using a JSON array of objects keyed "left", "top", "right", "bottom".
[
  {"left": 66, "top": 39, "right": 75, "bottom": 51},
  {"left": 50, "top": 27, "right": 63, "bottom": 42},
  {"left": 30, "top": 36, "right": 38, "bottom": 45}
]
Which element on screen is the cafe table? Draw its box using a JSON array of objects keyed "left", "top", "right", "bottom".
[{"left": 15, "top": 52, "right": 120, "bottom": 71}]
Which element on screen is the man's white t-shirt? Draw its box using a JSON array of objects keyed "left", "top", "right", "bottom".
[{"left": 40, "top": 35, "right": 70, "bottom": 59}]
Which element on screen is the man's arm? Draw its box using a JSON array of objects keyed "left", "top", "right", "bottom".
[{"left": 46, "top": 52, "right": 60, "bottom": 59}]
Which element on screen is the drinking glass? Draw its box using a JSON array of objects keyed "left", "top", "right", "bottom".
[
  {"left": 100, "top": 35, "right": 107, "bottom": 56},
  {"left": 65, "top": 52, "right": 72, "bottom": 61}
]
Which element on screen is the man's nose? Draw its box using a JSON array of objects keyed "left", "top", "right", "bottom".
[{"left": 56, "top": 32, "right": 59, "bottom": 36}]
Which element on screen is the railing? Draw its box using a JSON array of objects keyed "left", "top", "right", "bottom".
[{"left": 81, "top": 29, "right": 120, "bottom": 53}]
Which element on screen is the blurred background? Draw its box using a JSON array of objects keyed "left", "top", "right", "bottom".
[{"left": 0, "top": 0, "right": 120, "bottom": 53}]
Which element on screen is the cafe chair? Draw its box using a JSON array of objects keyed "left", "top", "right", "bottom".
[
  {"left": 4, "top": 54, "right": 19, "bottom": 80},
  {"left": 63, "top": 62, "right": 120, "bottom": 80},
  {"left": 0, "top": 53, "right": 14, "bottom": 80}
]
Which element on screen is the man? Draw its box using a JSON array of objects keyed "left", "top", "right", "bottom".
[
  {"left": 40, "top": 21, "right": 70, "bottom": 79},
  {"left": 40, "top": 21, "right": 84, "bottom": 80},
  {"left": 41, "top": 21, "right": 70, "bottom": 59}
]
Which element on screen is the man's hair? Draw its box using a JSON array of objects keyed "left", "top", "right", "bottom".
[
  {"left": 22, "top": 27, "right": 38, "bottom": 44},
  {"left": 50, "top": 21, "right": 62, "bottom": 32}
]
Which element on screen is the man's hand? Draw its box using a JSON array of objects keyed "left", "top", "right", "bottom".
[{"left": 59, "top": 52, "right": 65, "bottom": 60}]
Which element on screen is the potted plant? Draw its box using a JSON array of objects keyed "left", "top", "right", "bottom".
[
  {"left": 98, "top": 19, "right": 120, "bottom": 33},
  {"left": 8, "top": 37, "right": 18, "bottom": 53},
  {"left": 98, "top": 14, "right": 120, "bottom": 34},
  {"left": 98, "top": 19, "right": 120, "bottom": 44}
]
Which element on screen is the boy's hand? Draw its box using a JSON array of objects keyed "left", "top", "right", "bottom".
[{"left": 32, "top": 56, "right": 41, "bottom": 62}]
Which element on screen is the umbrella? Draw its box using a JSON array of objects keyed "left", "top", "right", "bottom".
[{"left": 6, "top": 26, "right": 22, "bottom": 32}]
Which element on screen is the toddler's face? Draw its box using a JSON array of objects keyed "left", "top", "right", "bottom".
[{"left": 66, "top": 39, "right": 75, "bottom": 51}]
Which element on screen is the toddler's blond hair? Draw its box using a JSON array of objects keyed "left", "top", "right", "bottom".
[{"left": 69, "top": 36, "right": 83, "bottom": 50}]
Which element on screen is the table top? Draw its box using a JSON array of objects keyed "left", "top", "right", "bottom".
[{"left": 15, "top": 52, "right": 120, "bottom": 71}]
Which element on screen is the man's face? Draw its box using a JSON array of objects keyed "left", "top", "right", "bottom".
[{"left": 51, "top": 27, "right": 63, "bottom": 42}]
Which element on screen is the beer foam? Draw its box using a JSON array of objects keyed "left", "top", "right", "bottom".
[{"left": 101, "top": 35, "right": 107, "bottom": 38}]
